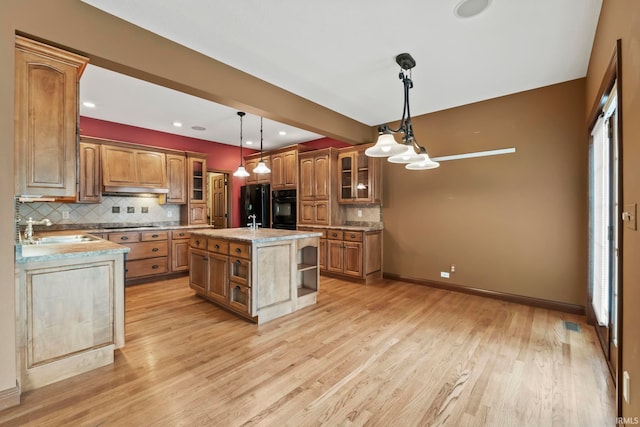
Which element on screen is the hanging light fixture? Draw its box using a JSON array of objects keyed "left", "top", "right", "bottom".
[
  {"left": 233, "top": 111, "right": 250, "bottom": 177},
  {"left": 252, "top": 116, "right": 271, "bottom": 174},
  {"left": 365, "top": 53, "right": 439, "bottom": 170}
]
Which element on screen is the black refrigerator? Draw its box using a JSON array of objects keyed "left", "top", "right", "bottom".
[{"left": 240, "top": 184, "right": 271, "bottom": 228}]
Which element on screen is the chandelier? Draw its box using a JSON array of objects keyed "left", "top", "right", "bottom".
[{"left": 365, "top": 53, "right": 440, "bottom": 170}]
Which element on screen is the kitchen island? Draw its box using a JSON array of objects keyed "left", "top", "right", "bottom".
[{"left": 189, "top": 228, "right": 322, "bottom": 324}]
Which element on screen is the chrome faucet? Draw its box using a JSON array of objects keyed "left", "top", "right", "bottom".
[
  {"left": 247, "top": 214, "right": 260, "bottom": 230},
  {"left": 23, "top": 217, "right": 52, "bottom": 243}
]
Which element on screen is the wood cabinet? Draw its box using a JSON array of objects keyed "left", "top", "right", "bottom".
[
  {"left": 270, "top": 147, "right": 297, "bottom": 190},
  {"left": 78, "top": 141, "right": 102, "bottom": 203},
  {"left": 322, "top": 228, "right": 383, "bottom": 283},
  {"left": 14, "top": 36, "right": 88, "bottom": 200},
  {"left": 298, "top": 148, "right": 342, "bottom": 226},
  {"left": 170, "top": 229, "right": 192, "bottom": 272},
  {"left": 101, "top": 144, "right": 168, "bottom": 193},
  {"left": 166, "top": 153, "right": 187, "bottom": 204},
  {"left": 337, "top": 146, "right": 382, "bottom": 204},
  {"left": 109, "top": 231, "right": 169, "bottom": 280},
  {"left": 15, "top": 251, "right": 125, "bottom": 391},
  {"left": 245, "top": 155, "right": 271, "bottom": 185},
  {"left": 181, "top": 153, "right": 208, "bottom": 225}
]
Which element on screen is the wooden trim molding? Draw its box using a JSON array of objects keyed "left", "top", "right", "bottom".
[
  {"left": 0, "top": 383, "right": 20, "bottom": 411},
  {"left": 383, "top": 273, "right": 585, "bottom": 315}
]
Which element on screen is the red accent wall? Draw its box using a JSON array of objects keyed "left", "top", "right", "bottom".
[{"left": 80, "top": 116, "right": 257, "bottom": 228}]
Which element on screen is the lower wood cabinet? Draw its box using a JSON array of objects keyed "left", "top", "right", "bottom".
[
  {"left": 207, "top": 252, "right": 229, "bottom": 304},
  {"left": 300, "top": 226, "right": 382, "bottom": 283}
]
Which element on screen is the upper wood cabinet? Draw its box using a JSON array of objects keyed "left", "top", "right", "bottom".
[
  {"left": 298, "top": 148, "right": 342, "bottom": 226},
  {"left": 245, "top": 154, "right": 271, "bottom": 185},
  {"left": 270, "top": 148, "right": 297, "bottom": 190},
  {"left": 180, "top": 153, "right": 208, "bottom": 225},
  {"left": 101, "top": 144, "right": 168, "bottom": 193},
  {"left": 337, "top": 146, "right": 381, "bottom": 204},
  {"left": 14, "top": 36, "right": 88, "bottom": 199},
  {"left": 77, "top": 141, "right": 102, "bottom": 203},
  {"left": 166, "top": 153, "right": 187, "bottom": 204}
]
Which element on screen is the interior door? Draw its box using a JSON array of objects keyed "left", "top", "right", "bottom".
[{"left": 209, "top": 172, "right": 228, "bottom": 228}]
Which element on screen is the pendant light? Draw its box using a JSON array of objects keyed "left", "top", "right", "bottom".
[
  {"left": 365, "top": 53, "right": 439, "bottom": 170},
  {"left": 252, "top": 117, "right": 271, "bottom": 174},
  {"left": 233, "top": 111, "right": 250, "bottom": 177}
]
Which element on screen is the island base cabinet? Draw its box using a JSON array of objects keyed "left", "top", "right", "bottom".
[
  {"left": 189, "top": 231, "right": 319, "bottom": 324},
  {"left": 15, "top": 253, "right": 125, "bottom": 391}
]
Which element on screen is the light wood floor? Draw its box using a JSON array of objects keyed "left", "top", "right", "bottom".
[{"left": 0, "top": 276, "right": 614, "bottom": 426}]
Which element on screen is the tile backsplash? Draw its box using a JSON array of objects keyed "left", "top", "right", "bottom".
[
  {"left": 18, "top": 196, "right": 180, "bottom": 226},
  {"left": 344, "top": 205, "right": 382, "bottom": 223}
]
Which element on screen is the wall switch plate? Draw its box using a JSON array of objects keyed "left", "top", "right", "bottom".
[
  {"left": 62, "top": 211, "right": 70, "bottom": 219},
  {"left": 624, "top": 371, "right": 630, "bottom": 403},
  {"left": 623, "top": 204, "right": 637, "bottom": 230},
  {"left": 440, "top": 272, "right": 450, "bottom": 279},
  {"left": 357, "top": 209, "right": 362, "bottom": 218},
  {"left": 167, "top": 211, "right": 173, "bottom": 218}
]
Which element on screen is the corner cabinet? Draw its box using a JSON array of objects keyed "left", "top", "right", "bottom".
[
  {"left": 14, "top": 36, "right": 88, "bottom": 200},
  {"left": 180, "top": 153, "right": 208, "bottom": 225},
  {"left": 337, "top": 146, "right": 381, "bottom": 204}
]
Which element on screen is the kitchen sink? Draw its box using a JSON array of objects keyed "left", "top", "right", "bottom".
[{"left": 29, "top": 234, "right": 102, "bottom": 245}]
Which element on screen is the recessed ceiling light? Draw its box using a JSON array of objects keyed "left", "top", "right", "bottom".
[
  {"left": 173, "top": 121, "right": 183, "bottom": 127},
  {"left": 191, "top": 125, "right": 206, "bottom": 131},
  {"left": 279, "top": 131, "right": 287, "bottom": 136},
  {"left": 454, "top": 0, "right": 491, "bottom": 18},
  {"left": 83, "top": 101, "right": 96, "bottom": 108},
  {"left": 246, "top": 140, "right": 253, "bottom": 145}
]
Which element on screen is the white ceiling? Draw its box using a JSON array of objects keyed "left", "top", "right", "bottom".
[{"left": 79, "top": 0, "right": 602, "bottom": 149}]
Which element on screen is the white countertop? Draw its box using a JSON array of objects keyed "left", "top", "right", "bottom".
[{"left": 190, "top": 228, "right": 322, "bottom": 243}]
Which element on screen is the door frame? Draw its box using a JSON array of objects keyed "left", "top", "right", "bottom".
[
  {"left": 586, "top": 39, "right": 623, "bottom": 417},
  {"left": 207, "top": 169, "right": 232, "bottom": 228}
]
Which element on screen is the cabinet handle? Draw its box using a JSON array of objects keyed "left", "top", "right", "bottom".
[
  {"left": 195, "top": 239, "right": 201, "bottom": 246},
  {"left": 152, "top": 247, "right": 159, "bottom": 252},
  {"left": 125, "top": 269, "right": 128, "bottom": 273},
  {"left": 152, "top": 234, "right": 159, "bottom": 238},
  {"left": 121, "top": 236, "right": 128, "bottom": 241},
  {"left": 351, "top": 234, "right": 356, "bottom": 238},
  {"left": 179, "top": 232, "right": 185, "bottom": 237},
  {"left": 235, "top": 248, "right": 242, "bottom": 254},
  {"left": 215, "top": 244, "right": 220, "bottom": 249},
  {"left": 235, "top": 259, "right": 241, "bottom": 265},
  {"left": 332, "top": 233, "right": 338, "bottom": 237},
  {"left": 152, "top": 265, "right": 159, "bottom": 269}
]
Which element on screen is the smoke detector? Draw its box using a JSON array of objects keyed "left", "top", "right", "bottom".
[{"left": 454, "top": 0, "right": 491, "bottom": 18}]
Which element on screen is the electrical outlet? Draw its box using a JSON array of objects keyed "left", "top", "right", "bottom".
[
  {"left": 440, "top": 272, "right": 450, "bottom": 279},
  {"left": 357, "top": 209, "right": 363, "bottom": 218},
  {"left": 450, "top": 264, "right": 456, "bottom": 273},
  {"left": 62, "top": 211, "right": 70, "bottom": 219},
  {"left": 624, "top": 371, "right": 630, "bottom": 403},
  {"left": 167, "top": 211, "right": 173, "bottom": 218}
]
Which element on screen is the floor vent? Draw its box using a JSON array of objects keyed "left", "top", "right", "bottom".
[{"left": 563, "top": 321, "right": 581, "bottom": 332}]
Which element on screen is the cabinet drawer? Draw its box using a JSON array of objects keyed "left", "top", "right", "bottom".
[
  {"left": 343, "top": 231, "right": 363, "bottom": 242},
  {"left": 327, "top": 229, "right": 344, "bottom": 240},
  {"left": 190, "top": 236, "right": 207, "bottom": 249},
  {"left": 126, "top": 241, "right": 169, "bottom": 260},
  {"left": 171, "top": 230, "right": 191, "bottom": 240},
  {"left": 230, "top": 257, "right": 251, "bottom": 287},
  {"left": 108, "top": 231, "right": 140, "bottom": 243},
  {"left": 229, "top": 283, "right": 251, "bottom": 315},
  {"left": 126, "top": 257, "right": 168, "bottom": 278},
  {"left": 230, "top": 242, "right": 251, "bottom": 259},
  {"left": 141, "top": 231, "right": 168, "bottom": 241},
  {"left": 208, "top": 238, "right": 229, "bottom": 254}
]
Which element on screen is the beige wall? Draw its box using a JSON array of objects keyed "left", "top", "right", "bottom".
[
  {"left": 383, "top": 79, "right": 587, "bottom": 305},
  {"left": 586, "top": 0, "right": 640, "bottom": 418}
]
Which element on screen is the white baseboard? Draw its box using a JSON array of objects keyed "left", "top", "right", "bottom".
[{"left": 0, "top": 382, "right": 20, "bottom": 411}]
